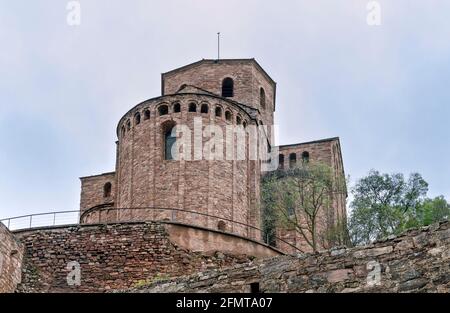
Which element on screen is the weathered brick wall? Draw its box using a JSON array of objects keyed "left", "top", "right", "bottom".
[
  {"left": 330, "top": 139, "right": 347, "bottom": 223},
  {"left": 14, "top": 222, "right": 268, "bottom": 293},
  {"left": 0, "top": 222, "right": 24, "bottom": 293},
  {"left": 131, "top": 221, "right": 450, "bottom": 293},
  {"left": 79, "top": 172, "right": 115, "bottom": 214},
  {"left": 276, "top": 138, "right": 347, "bottom": 253},
  {"left": 78, "top": 60, "right": 347, "bottom": 254},
  {"left": 162, "top": 59, "right": 276, "bottom": 125},
  {"left": 250, "top": 64, "right": 276, "bottom": 127},
  {"left": 278, "top": 139, "right": 335, "bottom": 170},
  {"left": 82, "top": 93, "right": 263, "bottom": 240}
]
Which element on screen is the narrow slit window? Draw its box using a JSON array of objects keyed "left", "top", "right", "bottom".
[
  {"left": 103, "top": 182, "right": 112, "bottom": 198},
  {"left": 165, "top": 126, "right": 177, "bottom": 160},
  {"left": 260, "top": 88, "right": 266, "bottom": 110}
]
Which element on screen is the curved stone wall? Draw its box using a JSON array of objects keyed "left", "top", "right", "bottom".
[
  {"left": 81, "top": 93, "right": 263, "bottom": 240},
  {"left": 126, "top": 221, "right": 450, "bottom": 293},
  {"left": 13, "top": 221, "right": 281, "bottom": 293}
]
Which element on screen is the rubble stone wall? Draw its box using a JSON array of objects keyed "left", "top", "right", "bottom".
[
  {"left": 0, "top": 222, "right": 24, "bottom": 293},
  {"left": 129, "top": 221, "right": 450, "bottom": 293},
  {"left": 13, "top": 221, "right": 279, "bottom": 293}
]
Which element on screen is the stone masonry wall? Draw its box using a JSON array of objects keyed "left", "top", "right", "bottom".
[
  {"left": 79, "top": 172, "right": 116, "bottom": 214},
  {"left": 162, "top": 59, "right": 276, "bottom": 126},
  {"left": 0, "top": 222, "right": 24, "bottom": 293},
  {"left": 276, "top": 138, "right": 347, "bottom": 254},
  {"left": 14, "top": 222, "right": 258, "bottom": 293},
  {"left": 129, "top": 221, "right": 450, "bottom": 293},
  {"left": 85, "top": 93, "right": 262, "bottom": 240},
  {"left": 78, "top": 59, "right": 346, "bottom": 255}
]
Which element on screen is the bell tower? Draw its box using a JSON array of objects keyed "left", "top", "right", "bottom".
[{"left": 161, "top": 59, "right": 277, "bottom": 127}]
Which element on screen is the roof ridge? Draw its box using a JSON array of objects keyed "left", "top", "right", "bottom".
[
  {"left": 162, "top": 58, "right": 276, "bottom": 85},
  {"left": 279, "top": 137, "right": 340, "bottom": 147}
]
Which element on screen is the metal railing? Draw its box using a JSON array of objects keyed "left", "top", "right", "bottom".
[
  {"left": 1, "top": 210, "right": 80, "bottom": 231},
  {"left": 1, "top": 207, "right": 303, "bottom": 253}
]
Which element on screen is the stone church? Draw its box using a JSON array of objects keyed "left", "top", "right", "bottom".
[
  {"left": 79, "top": 59, "right": 347, "bottom": 253},
  {"left": 3, "top": 60, "right": 448, "bottom": 294}
]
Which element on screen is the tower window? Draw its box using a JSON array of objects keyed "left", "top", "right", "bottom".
[
  {"left": 302, "top": 151, "right": 310, "bottom": 163},
  {"left": 158, "top": 105, "right": 169, "bottom": 116},
  {"left": 201, "top": 103, "right": 209, "bottom": 114},
  {"left": 173, "top": 103, "right": 181, "bottom": 113},
  {"left": 103, "top": 182, "right": 112, "bottom": 198},
  {"left": 225, "top": 111, "right": 232, "bottom": 121},
  {"left": 278, "top": 154, "right": 285, "bottom": 170},
  {"left": 289, "top": 153, "right": 297, "bottom": 168},
  {"left": 134, "top": 113, "right": 141, "bottom": 125},
  {"left": 215, "top": 106, "right": 222, "bottom": 117},
  {"left": 260, "top": 88, "right": 266, "bottom": 110},
  {"left": 243, "top": 121, "right": 247, "bottom": 128},
  {"left": 188, "top": 103, "right": 197, "bottom": 112},
  {"left": 144, "top": 109, "right": 150, "bottom": 120},
  {"left": 236, "top": 115, "right": 242, "bottom": 125},
  {"left": 222, "top": 78, "right": 234, "bottom": 97},
  {"left": 121, "top": 126, "right": 126, "bottom": 137},
  {"left": 164, "top": 125, "right": 177, "bottom": 160},
  {"left": 126, "top": 120, "right": 131, "bottom": 131}
]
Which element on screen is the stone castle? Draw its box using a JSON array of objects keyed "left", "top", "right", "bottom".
[{"left": 79, "top": 59, "right": 347, "bottom": 253}]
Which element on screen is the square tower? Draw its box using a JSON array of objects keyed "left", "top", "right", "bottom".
[{"left": 161, "top": 59, "right": 277, "bottom": 126}]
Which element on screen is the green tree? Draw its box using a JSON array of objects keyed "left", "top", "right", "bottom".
[
  {"left": 261, "top": 161, "right": 347, "bottom": 253},
  {"left": 404, "top": 196, "right": 450, "bottom": 229},
  {"left": 261, "top": 173, "right": 278, "bottom": 247},
  {"left": 348, "top": 170, "right": 450, "bottom": 246}
]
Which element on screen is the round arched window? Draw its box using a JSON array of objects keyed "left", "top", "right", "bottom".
[
  {"left": 103, "top": 182, "right": 112, "bottom": 198},
  {"left": 222, "top": 78, "right": 234, "bottom": 97}
]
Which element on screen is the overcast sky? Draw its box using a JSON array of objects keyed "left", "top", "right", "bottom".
[{"left": 1, "top": 0, "right": 450, "bottom": 220}]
